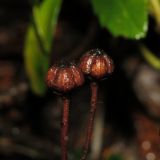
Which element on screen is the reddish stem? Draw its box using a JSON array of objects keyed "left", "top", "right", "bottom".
[
  {"left": 80, "top": 82, "right": 98, "bottom": 160},
  {"left": 61, "top": 96, "right": 70, "bottom": 160}
]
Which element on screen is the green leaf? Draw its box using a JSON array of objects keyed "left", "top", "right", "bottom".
[
  {"left": 24, "top": 0, "right": 62, "bottom": 95},
  {"left": 141, "top": 45, "right": 160, "bottom": 70},
  {"left": 91, "top": 0, "right": 148, "bottom": 39},
  {"left": 149, "top": 0, "right": 160, "bottom": 26}
]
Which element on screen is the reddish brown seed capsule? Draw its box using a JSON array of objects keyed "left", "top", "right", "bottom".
[
  {"left": 79, "top": 49, "right": 114, "bottom": 80},
  {"left": 46, "top": 64, "right": 84, "bottom": 93}
]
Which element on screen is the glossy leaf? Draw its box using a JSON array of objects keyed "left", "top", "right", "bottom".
[
  {"left": 24, "top": 0, "right": 62, "bottom": 95},
  {"left": 92, "top": 0, "right": 148, "bottom": 39}
]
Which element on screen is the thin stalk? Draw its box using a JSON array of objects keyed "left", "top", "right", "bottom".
[
  {"left": 61, "top": 96, "right": 70, "bottom": 160},
  {"left": 80, "top": 82, "right": 98, "bottom": 160}
]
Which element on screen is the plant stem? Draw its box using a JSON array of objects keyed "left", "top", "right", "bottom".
[
  {"left": 61, "top": 96, "right": 70, "bottom": 160},
  {"left": 80, "top": 82, "right": 98, "bottom": 160}
]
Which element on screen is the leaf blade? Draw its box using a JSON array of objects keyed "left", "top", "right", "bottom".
[
  {"left": 92, "top": 0, "right": 148, "bottom": 39},
  {"left": 141, "top": 46, "right": 160, "bottom": 70},
  {"left": 24, "top": 0, "right": 62, "bottom": 95}
]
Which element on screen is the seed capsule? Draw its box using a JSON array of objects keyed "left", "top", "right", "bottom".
[
  {"left": 79, "top": 49, "right": 114, "bottom": 80},
  {"left": 46, "top": 64, "right": 84, "bottom": 93}
]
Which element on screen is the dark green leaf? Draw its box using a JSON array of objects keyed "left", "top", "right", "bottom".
[{"left": 92, "top": 0, "right": 148, "bottom": 39}]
